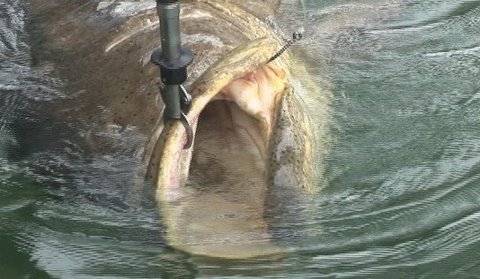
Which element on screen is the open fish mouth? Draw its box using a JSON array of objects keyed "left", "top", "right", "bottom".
[
  {"left": 139, "top": 1, "right": 317, "bottom": 258},
  {"left": 142, "top": 37, "right": 297, "bottom": 258},
  {"left": 144, "top": 37, "right": 289, "bottom": 200}
]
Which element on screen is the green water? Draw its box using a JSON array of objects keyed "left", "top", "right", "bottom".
[{"left": 1, "top": 0, "right": 480, "bottom": 278}]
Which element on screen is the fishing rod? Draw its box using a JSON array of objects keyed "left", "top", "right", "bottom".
[{"left": 151, "top": 0, "right": 194, "bottom": 149}]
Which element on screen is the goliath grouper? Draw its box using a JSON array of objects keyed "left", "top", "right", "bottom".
[
  {"left": 28, "top": 0, "right": 325, "bottom": 258},
  {"left": 144, "top": 2, "right": 317, "bottom": 258}
]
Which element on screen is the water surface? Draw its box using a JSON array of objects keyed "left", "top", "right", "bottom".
[{"left": 1, "top": 0, "right": 480, "bottom": 278}]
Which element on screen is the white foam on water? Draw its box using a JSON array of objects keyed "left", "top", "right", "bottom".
[{"left": 97, "top": 0, "right": 156, "bottom": 17}]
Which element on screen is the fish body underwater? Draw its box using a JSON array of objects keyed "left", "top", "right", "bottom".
[{"left": 28, "top": 0, "right": 328, "bottom": 258}]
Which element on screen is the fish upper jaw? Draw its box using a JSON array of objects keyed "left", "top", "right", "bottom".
[{"left": 217, "top": 64, "right": 287, "bottom": 143}]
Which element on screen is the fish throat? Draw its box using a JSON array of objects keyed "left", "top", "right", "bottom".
[{"left": 189, "top": 63, "right": 286, "bottom": 187}]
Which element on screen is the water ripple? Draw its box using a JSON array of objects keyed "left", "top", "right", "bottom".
[{"left": 378, "top": 0, "right": 480, "bottom": 31}]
